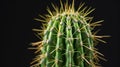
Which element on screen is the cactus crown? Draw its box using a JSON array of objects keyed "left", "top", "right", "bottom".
[{"left": 30, "top": 0, "right": 109, "bottom": 67}]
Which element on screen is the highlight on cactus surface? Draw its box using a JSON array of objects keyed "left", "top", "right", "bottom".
[{"left": 29, "top": 0, "right": 109, "bottom": 67}]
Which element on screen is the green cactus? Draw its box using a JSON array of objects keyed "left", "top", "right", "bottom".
[{"left": 30, "top": 0, "right": 109, "bottom": 67}]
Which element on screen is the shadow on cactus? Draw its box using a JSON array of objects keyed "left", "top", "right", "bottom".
[{"left": 29, "top": 0, "right": 109, "bottom": 67}]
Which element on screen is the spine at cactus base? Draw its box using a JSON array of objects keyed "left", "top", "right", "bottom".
[{"left": 29, "top": 0, "right": 109, "bottom": 67}]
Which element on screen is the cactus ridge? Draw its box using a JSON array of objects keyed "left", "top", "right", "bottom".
[{"left": 30, "top": 0, "right": 109, "bottom": 67}]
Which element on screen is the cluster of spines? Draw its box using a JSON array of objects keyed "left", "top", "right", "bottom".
[{"left": 30, "top": 0, "right": 109, "bottom": 67}]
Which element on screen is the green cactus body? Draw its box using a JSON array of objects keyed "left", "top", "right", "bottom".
[{"left": 30, "top": 0, "right": 109, "bottom": 67}]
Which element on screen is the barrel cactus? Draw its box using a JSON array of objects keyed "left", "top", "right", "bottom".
[{"left": 30, "top": 0, "right": 109, "bottom": 67}]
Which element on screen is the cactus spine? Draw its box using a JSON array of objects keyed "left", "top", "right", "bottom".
[{"left": 30, "top": 0, "right": 108, "bottom": 67}]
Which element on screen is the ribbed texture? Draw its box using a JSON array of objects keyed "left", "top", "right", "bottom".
[{"left": 38, "top": 14, "right": 95, "bottom": 67}]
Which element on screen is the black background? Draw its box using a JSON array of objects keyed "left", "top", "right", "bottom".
[{"left": 3, "top": 0, "right": 119, "bottom": 67}]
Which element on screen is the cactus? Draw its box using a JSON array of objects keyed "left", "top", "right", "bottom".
[{"left": 30, "top": 0, "right": 109, "bottom": 67}]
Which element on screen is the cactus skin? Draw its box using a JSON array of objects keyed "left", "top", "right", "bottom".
[{"left": 30, "top": 0, "right": 109, "bottom": 67}]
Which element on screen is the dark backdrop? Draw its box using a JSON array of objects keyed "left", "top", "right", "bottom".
[{"left": 3, "top": 0, "right": 119, "bottom": 67}]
